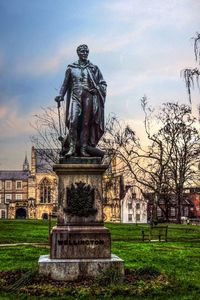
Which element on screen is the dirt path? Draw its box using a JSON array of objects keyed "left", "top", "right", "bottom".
[{"left": 0, "top": 242, "right": 49, "bottom": 247}]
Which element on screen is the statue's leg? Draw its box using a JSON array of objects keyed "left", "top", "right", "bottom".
[
  {"left": 80, "top": 94, "right": 93, "bottom": 156},
  {"left": 65, "top": 100, "right": 79, "bottom": 157}
]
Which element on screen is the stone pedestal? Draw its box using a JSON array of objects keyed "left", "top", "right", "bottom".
[
  {"left": 38, "top": 158, "right": 124, "bottom": 280},
  {"left": 39, "top": 254, "right": 124, "bottom": 281}
]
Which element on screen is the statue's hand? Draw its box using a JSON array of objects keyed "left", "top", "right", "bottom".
[
  {"left": 58, "top": 136, "right": 64, "bottom": 142},
  {"left": 88, "top": 88, "right": 98, "bottom": 95},
  {"left": 55, "top": 96, "right": 64, "bottom": 103}
]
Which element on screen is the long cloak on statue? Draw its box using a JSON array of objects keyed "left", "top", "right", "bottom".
[{"left": 60, "top": 60, "right": 107, "bottom": 147}]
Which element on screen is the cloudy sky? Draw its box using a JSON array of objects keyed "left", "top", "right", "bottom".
[{"left": 0, "top": 0, "right": 199, "bottom": 169}]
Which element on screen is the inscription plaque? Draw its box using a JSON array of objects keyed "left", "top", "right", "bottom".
[{"left": 57, "top": 239, "right": 104, "bottom": 246}]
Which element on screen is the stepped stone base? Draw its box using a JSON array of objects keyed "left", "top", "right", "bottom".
[{"left": 38, "top": 254, "right": 124, "bottom": 281}]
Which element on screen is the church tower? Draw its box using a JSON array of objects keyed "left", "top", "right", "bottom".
[{"left": 23, "top": 154, "right": 29, "bottom": 171}]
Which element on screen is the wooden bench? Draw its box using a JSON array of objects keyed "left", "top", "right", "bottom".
[
  {"left": 189, "top": 218, "right": 200, "bottom": 226},
  {"left": 141, "top": 225, "right": 168, "bottom": 242}
]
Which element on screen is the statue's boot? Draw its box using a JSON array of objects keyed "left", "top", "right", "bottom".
[
  {"left": 65, "top": 142, "right": 76, "bottom": 157},
  {"left": 80, "top": 145, "right": 90, "bottom": 157}
]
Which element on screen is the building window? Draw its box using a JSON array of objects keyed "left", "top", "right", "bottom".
[
  {"left": 136, "top": 203, "right": 140, "bottom": 210},
  {"left": 39, "top": 178, "right": 51, "bottom": 203},
  {"left": 128, "top": 202, "right": 132, "bottom": 210},
  {"left": 157, "top": 207, "right": 162, "bottom": 217},
  {"left": 5, "top": 181, "right": 12, "bottom": 190},
  {"left": 171, "top": 207, "right": 176, "bottom": 217},
  {"left": 0, "top": 180, "right": 2, "bottom": 190},
  {"left": 128, "top": 214, "right": 132, "bottom": 221},
  {"left": 1, "top": 210, "right": 6, "bottom": 219},
  {"left": 16, "top": 181, "right": 22, "bottom": 190},
  {"left": 183, "top": 206, "right": 189, "bottom": 217},
  {"left": 5, "top": 194, "right": 12, "bottom": 203},
  {"left": 0, "top": 194, "right": 3, "bottom": 204},
  {"left": 16, "top": 194, "right": 22, "bottom": 201},
  {"left": 136, "top": 213, "right": 140, "bottom": 221}
]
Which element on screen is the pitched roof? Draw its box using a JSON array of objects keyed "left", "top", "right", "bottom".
[{"left": 0, "top": 170, "right": 29, "bottom": 180}]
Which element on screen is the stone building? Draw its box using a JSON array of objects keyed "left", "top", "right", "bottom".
[
  {"left": 121, "top": 185, "right": 147, "bottom": 223},
  {"left": 102, "top": 156, "right": 125, "bottom": 222},
  {"left": 28, "top": 147, "right": 57, "bottom": 219},
  {"left": 0, "top": 156, "right": 29, "bottom": 219},
  {"left": 0, "top": 147, "right": 57, "bottom": 219},
  {"left": 144, "top": 191, "right": 196, "bottom": 223},
  {"left": 103, "top": 174, "right": 124, "bottom": 222},
  {"left": 188, "top": 187, "right": 200, "bottom": 219}
]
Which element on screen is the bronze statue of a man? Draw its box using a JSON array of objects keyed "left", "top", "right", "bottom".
[{"left": 55, "top": 44, "right": 107, "bottom": 157}]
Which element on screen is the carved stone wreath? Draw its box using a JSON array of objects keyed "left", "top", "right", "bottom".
[{"left": 64, "top": 181, "right": 97, "bottom": 217}]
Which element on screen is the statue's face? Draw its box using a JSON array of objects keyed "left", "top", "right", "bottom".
[{"left": 77, "top": 47, "right": 89, "bottom": 62}]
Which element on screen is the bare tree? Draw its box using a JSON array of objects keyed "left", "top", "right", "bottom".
[
  {"left": 100, "top": 114, "right": 139, "bottom": 174},
  {"left": 193, "top": 32, "right": 200, "bottom": 63},
  {"left": 100, "top": 104, "right": 172, "bottom": 223},
  {"left": 158, "top": 102, "right": 200, "bottom": 222},
  {"left": 30, "top": 105, "right": 65, "bottom": 165},
  {"left": 138, "top": 101, "right": 200, "bottom": 223},
  {"left": 102, "top": 99, "right": 200, "bottom": 223},
  {"left": 182, "top": 32, "right": 200, "bottom": 103},
  {"left": 139, "top": 98, "right": 175, "bottom": 222}
]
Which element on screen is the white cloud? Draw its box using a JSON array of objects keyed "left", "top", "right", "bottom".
[
  {"left": 13, "top": 20, "right": 153, "bottom": 77},
  {"left": 102, "top": 0, "right": 199, "bottom": 26},
  {"left": 91, "top": 22, "right": 153, "bottom": 53},
  {"left": 0, "top": 106, "right": 7, "bottom": 118},
  {"left": 0, "top": 98, "right": 36, "bottom": 169},
  {"left": 11, "top": 0, "right": 199, "bottom": 81},
  {"left": 14, "top": 43, "right": 75, "bottom": 76},
  {"left": 0, "top": 100, "right": 34, "bottom": 139}
]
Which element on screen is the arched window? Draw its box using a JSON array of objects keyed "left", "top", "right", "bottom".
[{"left": 39, "top": 178, "right": 51, "bottom": 203}]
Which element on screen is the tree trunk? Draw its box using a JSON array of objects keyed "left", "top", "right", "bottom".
[{"left": 176, "top": 192, "right": 182, "bottom": 224}]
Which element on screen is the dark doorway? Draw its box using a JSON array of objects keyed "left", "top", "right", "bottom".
[
  {"left": 16, "top": 207, "right": 26, "bottom": 219},
  {"left": 42, "top": 213, "right": 48, "bottom": 220}
]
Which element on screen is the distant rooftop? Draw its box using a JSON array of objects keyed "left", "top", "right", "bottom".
[{"left": 0, "top": 170, "right": 29, "bottom": 180}]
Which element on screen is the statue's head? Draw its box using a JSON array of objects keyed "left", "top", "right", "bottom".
[{"left": 77, "top": 44, "right": 89, "bottom": 62}]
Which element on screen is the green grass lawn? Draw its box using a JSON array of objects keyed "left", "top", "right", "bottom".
[
  {"left": 0, "top": 219, "right": 50, "bottom": 244},
  {"left": 0, "top": 220, "right": 200, "bottom": 299}
]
